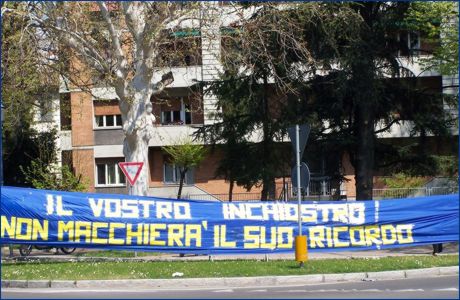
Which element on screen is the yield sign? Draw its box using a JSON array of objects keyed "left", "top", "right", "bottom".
[
  {"left": 118, "top": 162, "right": 144, "bottom": 186},
  {"left": 287, "top": 124, "right": 311, "bottom": 160}
]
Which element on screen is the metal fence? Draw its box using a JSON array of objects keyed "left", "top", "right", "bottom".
[
  {"left": 287, "top": 178, "right": 332, "bottom": 195},
  {"left": 187, "top": 193, "right": 262, "bottom": 202},
  {"left": 372, "top": 186, "right": 459, "bottom": 200},
  {"left": 188, "top": 186, "right": 458, "bottom": 202}
]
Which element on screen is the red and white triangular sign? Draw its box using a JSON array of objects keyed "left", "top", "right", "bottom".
[{"left": 118, "top": 162, "right": 144, "bottom": 186}]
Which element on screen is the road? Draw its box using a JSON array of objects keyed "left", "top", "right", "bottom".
[{"left": 2, "top": 275, "right": 458, "bottom": 299}]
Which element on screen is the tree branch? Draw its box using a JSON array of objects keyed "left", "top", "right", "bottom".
[
  {"left": 121, "top": 2, "right": 145, "bottom": 66},
  {"left": 98, "top": 2, "right": 127, "bottom": 79},
  {"left": 151, "top": 71, "right": 174, "bottom": 95},
  {"left": 25, "top": 7, "right": 110, "bottom": 75},
  {"left": 374, "top": 118, "right": 401, "bottom": 134}
]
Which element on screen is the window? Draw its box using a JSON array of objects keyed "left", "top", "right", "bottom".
[
  {"left": 95, "top": 116, "right": 104, "bottom": 127},
  {"left": 60, "top": 93, "right": 72, "bottom": 130},
  {"left": 160, "top": 99, "right": 192, "bottom": 125},
  {"left": 105, "top": 115, "right": 114, "bottom": 126},
  {"left": 185, "top": 104, "right": 192, "bottom": 124},
  {"left": 157, "top": 33, "right": 202, "bottom": 67},
  {"left": 96, "top": 162, "right": 126, "bottom": 186},
  {"left": 37, "top": 99, "right": 53, "bottom": 122},
  {"left": 409, "top": 32, "right": 420, "bottom": 52},
  {"left": 94, "top": 115, "right": 122, "bottom": 128},
  {"left": 398, "top": 31, "right": 420, "bottom": 56},
  {"left": 164, "top": 163, "right": 175, "bottom": 183},
  {"left": 164, "top": 163, "right": 194, "bottom": 185}
]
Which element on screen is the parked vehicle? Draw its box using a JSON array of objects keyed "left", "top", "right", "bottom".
[{"left": 19, "top": 245, "right": 76, "bottom": 257}]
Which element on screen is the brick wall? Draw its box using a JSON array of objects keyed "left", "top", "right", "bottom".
[
  {"left": 70, "top": 92, "right": 95, "bottom": 191},
  {"left": 194, "top": 149, "right": 262, "bottom": 195},
  {"left": 72, "top": 149, "right": 95, "bottom": 191},
  {"left": 341, "top": 151, "right": 356, "bottom": 199},
  {"left": 71, "top": 92, "right": 94, "bottom": 146},
  {"left": 94, "top": 100, "right": 121, "bottom": 116},
  {"left": 148, "top": 146, "right": 262, "bottom": 195},
  {"left": 149, "top": 148, "right": 164, "bottom": 186}
]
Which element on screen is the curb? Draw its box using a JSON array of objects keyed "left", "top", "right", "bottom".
[{"left": 2, "top": 266, "right": 458, "bottom": 289}]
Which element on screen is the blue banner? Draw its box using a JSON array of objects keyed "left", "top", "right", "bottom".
[{"left": 1, "top": 186, "right": 458, "bottom": 254}]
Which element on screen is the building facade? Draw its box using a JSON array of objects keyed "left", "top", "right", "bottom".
[{"left": 35, "top": 3, "right": 458, "bottom": 200}]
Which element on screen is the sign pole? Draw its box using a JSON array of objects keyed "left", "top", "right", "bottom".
[
  {"left": 296, "top": 124, "right": 302, "bottom": 235},
  {"left": 118, "top": 162, "right": 144, "bottom": 257},
  {"left": 294, "top": 124, "right": 308, "bottom": 267}
]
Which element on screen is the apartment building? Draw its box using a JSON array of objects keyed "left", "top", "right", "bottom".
[{"left": 35, "top": 3, "right": 458, "bottom": 200}]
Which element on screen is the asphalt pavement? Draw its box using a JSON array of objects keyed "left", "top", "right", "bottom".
[
  {"left": 2, "top": 243, "right": 458, "bottom": 299},
  {"left": 2, "top": 275, "right": 458, "bottom": 299}
]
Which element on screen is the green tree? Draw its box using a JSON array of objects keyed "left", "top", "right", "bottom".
[
  {"left": 382, "top": 173, "right": 427, "bottom": 189},
  {"left": 303, "top": 2, "right": 457, "bottom": 199},
  {"left": 19, "top": 128, "right": 88, "bottom": 192},
  {"left": 204, "top": 121, "right": 261, "bottom": 202},
  {"left": 201, "top": 2, "right": 456, "bottom": 201},
  {"left": 2, "top": 2, "right": 59, "bottom": 186},
  {"left": 163, "top": 138, "right": 207, "bottom": 199},
  {"left": 21, "top": 161, "right": 88, "bottom": 192},
  {"left": 199, "top": 3, "right": 360, "bottom": 200},
  {"left": 3, "top": 2, "right": 205, "bottom": 196},
  {"left": 405, "top": 2, "right": 459, "bottom": 77}
]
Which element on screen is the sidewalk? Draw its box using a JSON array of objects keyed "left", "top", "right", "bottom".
[{"left": 1, "top": 243, "right": 458, "bottom": 262}]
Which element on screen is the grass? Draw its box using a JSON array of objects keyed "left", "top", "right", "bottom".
[
  {"left": 75, "top": 250, "right": 157, "bottom": 258},
  {"left": 1, "top": 255, "right": 458, "bottom": 280}
]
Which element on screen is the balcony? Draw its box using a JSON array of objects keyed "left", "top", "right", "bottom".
[
  {"left": 375, "top": 120, "right": 415, "bottom": 139},
  {"left": 151, "top": 66, "right": 203, "bottom": 88},
  {"left": 60, "top": 130, "right": 72, "bottom": 151},
  {"left": 396, "top": 56, "right": 440, "bottom": 78},
  {"left": 149, "top": 125, "right": 203, "bottom": 147},
  {"left": 91, "top": 124, "right": 203, "bottom": 156}
]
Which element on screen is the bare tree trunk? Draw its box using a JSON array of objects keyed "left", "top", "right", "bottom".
[
  {"left": 121, "top": 88, "right": 154, "bottom": 197},
  {"left": 351, "top": 49, "right": 377, "bottom": 201},
  {"left": 260, "top": 73, "right": 274, "bottom": 201},
  {"left": 123, "top": 133, "right": 150, "bottom": 196},
  {"left": 228, "top": 179, "right": 234, "bottom": 202},
  {"left": 355, "top": 99, "right": 375, "bottom": 200},
  {"left": 177, "top": 168, "right": 187, "bottom": 200}
]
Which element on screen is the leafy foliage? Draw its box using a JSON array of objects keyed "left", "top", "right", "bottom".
[
  {"left": 163, "top": 138, "right": 207, "bottom": 199},
  {"left": 199, "top": 2, "right": 457, "bottom": 200},
  {"left": 3, "top": 127, "right": 52, "bottom": 187},
  {"left": 198, "top": 3, "right": 361, "bottom": 200},
  {"left": 299, "top": 2, "right": 456, "bottom": 199},
  {"left": 21, "top": 161, "right": 88, "bottom": 192},
  {"left": 405, "top": 2, "right": 459, "bottom": 77},
  {"left": 1, "top": 2, "right": 65, "bottom": 188},
  {"left": 382, "top": 173, "right": 427, "bottom": 189},
  {"left": 18, "top": 128, "right": 88, "bottom": 192},
  {"left": 432, "top": 155, "right": 458, "bottom": 178}
]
